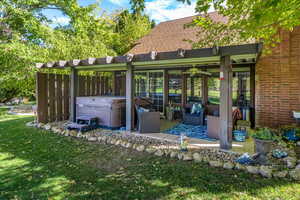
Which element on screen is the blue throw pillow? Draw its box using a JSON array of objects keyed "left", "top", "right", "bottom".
[
  {"left": 138, "top": 107, "right": 149, "bottom": 113},
  {"left": 191, "top": 103, "right": 202, "bottom": 114}
]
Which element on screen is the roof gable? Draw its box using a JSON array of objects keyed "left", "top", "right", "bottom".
[{"left": 127, "top": 12, "right": 227, "bottom": 54}]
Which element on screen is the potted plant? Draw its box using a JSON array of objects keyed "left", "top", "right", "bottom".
[{"left": 251, "top": 128, "right": 278, "bottom": 155}]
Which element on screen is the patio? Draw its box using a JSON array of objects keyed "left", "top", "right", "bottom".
[{"left": 36, "top": 43, "right": 262, "bottom": 150}]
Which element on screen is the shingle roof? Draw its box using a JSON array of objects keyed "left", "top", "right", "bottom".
[{"left": 127, "top": 12, "right": 228, "bottom": 54}]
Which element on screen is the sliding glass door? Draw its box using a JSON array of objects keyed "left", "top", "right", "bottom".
[{"left": 135, "top": 70, "right": 164, "bottom": 112}]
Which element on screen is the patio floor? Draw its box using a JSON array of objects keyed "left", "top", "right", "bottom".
[{"left": 132, "top": 119, "right": 255, "bottom": 154}]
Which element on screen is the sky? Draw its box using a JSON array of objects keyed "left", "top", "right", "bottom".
[{"left": 43, "top": 0, "right": 198, "bottom": 26}]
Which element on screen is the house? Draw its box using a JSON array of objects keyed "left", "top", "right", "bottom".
[{"left": 35, "top": 12, "right": 300, "bottom": 149}]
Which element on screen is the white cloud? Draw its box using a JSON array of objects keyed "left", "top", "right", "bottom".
[
  {"left": 145, "top": 0, "right": 197, "bottom": 23},
  {"left": 52, "top": 16, "right": 70, "bottom": 25},
  {"left": 108, "top": 0, "right": 127, "bottom": 6}
]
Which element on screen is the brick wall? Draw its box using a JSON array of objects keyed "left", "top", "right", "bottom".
[{"left": 255, "top": 27, "right": 300, "bottom": 127}]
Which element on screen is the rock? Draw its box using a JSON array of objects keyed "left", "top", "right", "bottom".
[
  {"left": 136, "top": 145, "right": 145, "bottom": 152},
  {"left": 273, "top": 171, "right": 288, "bottom": 178},
  {"left": 209, "top": 161, "right": 223, "bottom": 168},
  {"left": 283, "top": 157, "right": 297, "bottom": 169},
  {"left": 192, "top": 153, "right": 202, "bottom": 163},
  {"left": 177, "top": 153, "right": 184, "bottom": 160},
  {"left": 164, "top": 149, "right": 171, "bottom": 156},
  {"left": 37, "top": 123, "right": 44, "bottom": 128},
  {"left": 110, "top": 139, "right": 116, "bottom": 145},
  {"left": 26, "top": 121, "right": 36, "bottom": 127},
  {"left": 115, "top": 140, "right": 121, "bottom": 146},
  {"left": 289, "top": 169, "right": 300, "bottom": 181},
  {"left": 88, "top": 137, "right": 97, "bottom": 142},
  {"left": 246, "top": 166, "right": 259, "bottom": 174},
  {"left": 77, "top": 132, "right": 82, "bottom": 138},
  {"left": 125, "top": 142, "right": 132, "bottom": 148},
  {"left": 297, "top": 141, "right": 300, "bottom": 146},
  {"left": 223, "top": 162, "right": 234, "bottom": 170},
  {"left": 145, "top": 147, "right": 156, "bottom": 154},
  {"left": 69, "top": 130, "right": 77, "bottom": 137},
  {"left": 235, "top": 163, "right": 246, "bottom": 171},
  {"left": 44, "top": 124, "right": 51, "bottom": 130},
  {"left": 182, "top": 153, "right": 193, "bottom": 161},
  {"left": 296, "top": 164, "right": 300, "bottom": 169},
  {"left": 259, "top": 166, "right": 273, "bottom": 178},
  {"left": 170, "top": 151, "right": 178, "bottom": 158},
  {"left": 154, "top": 150, "right": 164, "bottom": 156}
]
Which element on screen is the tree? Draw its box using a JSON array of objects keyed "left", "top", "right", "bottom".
[
  {"left": 130, "top": 0, "right": 145, "bottom": 15},
  {"left": 181, "top": 0, "right": 300, "bottom": 49},
  {"left": 0, "top": 0, "right": 117, "bottom": 102},
  {"left": 113, "top": 0, "right": 154, "bottom": 55}
]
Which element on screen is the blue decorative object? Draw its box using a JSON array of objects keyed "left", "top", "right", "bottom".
[
  {"left": 138, "top": 107, "right": 149, "bottom": 113},
  {"left": 272, "top": 149, "right": 288, "bottom": 159},
  {"left": 164, "top": 123, "right": 216, "bottom": 141},
  {"left": 233, "top": 130, "right": 246, "bottom": 142},
  {"left": 191, "top": 103, "right": 202, "bottom": 115},
  {"left": 235, "top": 153, "right": 254, "bottom": 165},
  {"left": 284, "top": 129, "right": 300, "bottom": 141}
]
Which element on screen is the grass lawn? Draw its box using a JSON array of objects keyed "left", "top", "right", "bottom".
[{"left": 0, "top": 111, "right": 300, "bottom": 199}]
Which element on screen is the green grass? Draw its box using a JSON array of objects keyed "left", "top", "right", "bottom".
[{"left": 0, "top": 111, "right": 300, "bottom": 200}]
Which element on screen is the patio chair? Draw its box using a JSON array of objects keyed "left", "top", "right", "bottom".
[
  {"left": 135, "top": 105, "right": 160, "bottom": 133},
  {"left": 182, "top": 104, "right": 205, "bottom": 126}
]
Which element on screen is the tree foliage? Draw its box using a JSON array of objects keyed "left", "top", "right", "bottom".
[
  {"left": 113, "top": 9, "right": 154, "bottom": 54},
  {"left": 182, "top": 0, "right": 300, "bottom": 49},
  {"left": 0, "top": 0, "right": 153, "bottom": 102}
]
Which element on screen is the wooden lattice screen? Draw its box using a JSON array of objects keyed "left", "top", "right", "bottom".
[{"left": 36, "top": 72, "right": 114, "bottom": 123}]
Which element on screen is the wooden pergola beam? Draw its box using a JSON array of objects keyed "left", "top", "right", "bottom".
[
  {"left": 35, "top": 43, "right": 261, "bottom": 69},
  {"left": 219, "top": 55, "right": 233, "bottom": 150}
]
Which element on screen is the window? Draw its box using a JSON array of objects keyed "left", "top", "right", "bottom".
[
  {"left": 208, "top": 75, "right": 220, "bottom": 104},
  {"left": 168, "top": 70, "right": 182, "bottom": 104},
  {"left": 187, "top": 75, "right": 202, "bottom": 104}
]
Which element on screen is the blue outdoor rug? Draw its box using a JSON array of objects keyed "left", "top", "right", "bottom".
[{"left": 163, "top": 123, "right": 217, "bottom": 141}]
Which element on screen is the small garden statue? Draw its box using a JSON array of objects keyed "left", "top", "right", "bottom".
[{"left": 179, "top": 133, "right": 189, "bottom": 152}]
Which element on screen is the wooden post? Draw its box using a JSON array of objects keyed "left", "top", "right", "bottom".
[
  {"left": 220, "top": 55, "right": 233, "bottom": 150},
  {"left": 36, "top": 72, "right": 48, "bottom": 123},
  {"left": 250, "top": 64, "right": 256, "bottom": 128},
  {"left": 70, "top": 67, "right": 78, "bottom": 122},
  {"left": 182, "top": 71, "right": 187, "bottom": 107},
  {"left": 202, "top": 67, "right": 209, "bottom": 105},
  {"left": 126, "top": 64, "right": 134, "bottom": 131},
  {"left": 163, "top": 69, "right": 169, "bottom": 115}
]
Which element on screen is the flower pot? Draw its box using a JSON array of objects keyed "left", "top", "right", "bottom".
[{"left": 254, "top": 138, "right": 273, "bottom": 155}]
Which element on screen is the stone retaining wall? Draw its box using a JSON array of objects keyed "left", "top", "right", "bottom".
[{"left": 27, "top": 121, "right": 300, "bottom": 181}]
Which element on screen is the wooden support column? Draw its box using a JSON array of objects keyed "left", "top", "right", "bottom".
[
  {"left": 126, "top": 64, "right": 134, "bottom": 131},
  {"left": 250, "top": 64, "right": 256, "bottom": 128},
  {"left": 36, "top": 72, "right": 48, "bottom": 123},
  {"left": 202, "top": 67, "right": 209, "bottom": 105},
  {"left": 163, "top": 69, "right": 169, "bottom": 115},
  {"left": 181, "top": 71, "right": 187, "bottom": 107},
  {"left": 70, "top": 67, "right": 78, "bottom": 122},
  {"left": 220, "top": 55, "right": 233, "bottom": 150}
]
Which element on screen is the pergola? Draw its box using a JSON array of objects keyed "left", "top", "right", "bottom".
[{"left": 36, "top": 43, "right": 262, "bottom": 149}]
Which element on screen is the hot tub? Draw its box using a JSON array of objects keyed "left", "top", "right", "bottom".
[{"left": 76, "top": 96, "right": 126, "bottom": 129}]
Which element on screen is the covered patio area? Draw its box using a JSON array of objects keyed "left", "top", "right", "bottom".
[{"left": 36, "top": 43, "right": 262, "bottom": 150}]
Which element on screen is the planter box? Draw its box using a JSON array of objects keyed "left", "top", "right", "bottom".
[{"left": 254, "top": 138, "right": 273, "bottom": 155}]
